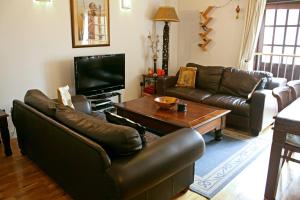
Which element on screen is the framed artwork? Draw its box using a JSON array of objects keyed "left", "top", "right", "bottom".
[{"left": 70, "top": 0, "right": 110, "bottom": 48}]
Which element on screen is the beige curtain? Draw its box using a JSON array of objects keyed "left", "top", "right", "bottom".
[{"left": 238, "top": 0, "right": 267, "bottom": 70}]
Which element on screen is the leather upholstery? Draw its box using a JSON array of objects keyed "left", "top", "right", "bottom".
[
  {"left": 24, "top": 89, "right": 58, "bottom": 118},
  {"left": 287, "top": 80, "right": 300, "bottom": 100},
  {"left": 108, "top": 128, "right": 205, "bottom": 200},
  {"left": 187, "top": 63, "right": 225, "bottom": 93},
  {"left": 56, "top": 105, "right": 142, "bottom": 157},
  {"left": 219, "top": 68, "right": 266, "bottom": 99},
  {"left": 12, "top": 91, "right": 205, "bottom": 200},
  {"left": 250, "top": 90, "right": 277, "bottom": 135},
  {"left": 203, "top": 94, "right": 250, "bottom": 117},
  {"left": 71, "top": 95, "right": 92, "bottom": 114},
  {"left": 165, "top": 87, "right": 212, "bottom": 103},
  {"left": 105, "top": 111, "right": 147, "bottom": 145},
  {"left": 156, "top": 63, "right": 283, "bottom": 135},
  {"left": 268, "top": 77, "right": 288, "bottom": 90},
  {"left": 156, "top": 76, "right": 178, "bottom": 95}
]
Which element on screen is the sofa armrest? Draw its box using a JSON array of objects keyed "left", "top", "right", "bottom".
[
  {"left": 156, "top": 76, "right": 178, "bottom": 95},
  {"left": 268, "top": 77, "right": 287, "bottom": 90},
  {"left": 108, "top": 128, "right": 205, "bottom": 199},
  {"left": 250, "top": 89, "right": 277, "bottom": 135},
  {"left": 71, "top": 95, "right": 92, "bottom": 114}
]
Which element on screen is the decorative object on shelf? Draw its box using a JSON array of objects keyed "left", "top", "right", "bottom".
[
  {"left": 154, "top": 96, "right": 179, "bottom": 110},
  {"left": 148, "top": 68, "right": 154, "bottom": 76},
  {"left": 199, "top": 6, "right": 214, "bottom": 51},
  {"left": 156, "top": 68, "right": 165, "bottom": 76},
  {"left": 70, "top": 0, "right": 110, "bottom": 48},
  {"left": 147, "top": 32, "right": 160, "bottom": 74},
  {"left": 235, "top": 0, "right": 240, "bottom": 19},
  {"left": 235, "top": 6, "right": 240, "bottom": 19},
  {"left": 153, "top": 6, "right": 180, "bottom": 75}
]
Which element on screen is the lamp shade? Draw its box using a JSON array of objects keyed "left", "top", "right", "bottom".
[{"left": 153, "top": 7, "right": 180, "bottom": 22}]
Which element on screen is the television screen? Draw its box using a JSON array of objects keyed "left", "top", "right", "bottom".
[{"left": 74, "top": 54, "right": 125, "bottom": 95}]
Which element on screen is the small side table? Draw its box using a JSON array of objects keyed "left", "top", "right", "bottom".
[
  {"left": 141, "top": 74, "right": 165, "bottom": 96},
  {"left": 0, "top": 110, "right": 12, "bottom": 156}
]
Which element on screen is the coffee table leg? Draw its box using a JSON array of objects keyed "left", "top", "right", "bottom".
[
  {"left": 215, "top": 129, "right": 223, "bottom": 141},
  {"left": 0, "top": 117, "right": 12, "bottom": 156}
]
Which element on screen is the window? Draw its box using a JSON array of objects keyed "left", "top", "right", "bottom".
[{"left": 255, "top": 2, "right": 300, "bottom": 80}]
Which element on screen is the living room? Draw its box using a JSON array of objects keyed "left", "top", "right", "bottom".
[{"left": 1, "top": 0, "right": 300, "bottom": 200}]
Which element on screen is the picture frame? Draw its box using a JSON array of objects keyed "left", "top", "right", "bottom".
[{"left": 70, "top": 0, "right": 110, "bottom": 48}]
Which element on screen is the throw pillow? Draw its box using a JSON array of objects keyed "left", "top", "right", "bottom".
[
  {"left": 56, "top": 105, "right": 142, "bottom": 157},
  {"left": 105, "top": 111, "right": 146, "bottom": 145},
  {"left": 57, "top": 85, "right": 75, "bottom": 109},
  {"left": 176, "top": 67, "right": 197, "bottom": 88}
]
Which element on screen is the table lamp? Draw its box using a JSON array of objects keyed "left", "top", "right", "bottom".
[{"left": 153, "top": 6, "right": 179, "bottom": 75}]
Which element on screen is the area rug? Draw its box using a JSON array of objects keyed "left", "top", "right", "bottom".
[{"left": 190, "top": 129, "right": 270, "bottom": 199}]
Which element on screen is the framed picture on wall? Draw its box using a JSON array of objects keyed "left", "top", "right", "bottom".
[{"left": 70, "top": 0, "right": 110, "bottom": 48}]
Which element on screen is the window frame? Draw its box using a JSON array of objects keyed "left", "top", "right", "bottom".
[{"left": 257, "top": 2, "right": 300, "bottom": 58}]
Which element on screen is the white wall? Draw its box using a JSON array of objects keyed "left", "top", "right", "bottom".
[
  {"left": 177, "top": 0, "right": 247, "bottom": 69},
  {"left": 0, "top": 0, "right": 168, "bottom": 133}
]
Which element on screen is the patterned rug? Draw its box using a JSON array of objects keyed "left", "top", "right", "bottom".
[{"left": 190, "top": 129, "right": 270, "bottom": 199}]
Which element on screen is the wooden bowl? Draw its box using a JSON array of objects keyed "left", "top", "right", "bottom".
[{"left": 154, "top": 96, "right": 179, "bottom": 109}]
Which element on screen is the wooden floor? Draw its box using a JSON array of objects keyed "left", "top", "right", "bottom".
[{"left": 0, "top": 138, "right": 300, "bottom": 200}]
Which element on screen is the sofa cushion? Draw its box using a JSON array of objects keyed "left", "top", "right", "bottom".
[
  {"left": 187, "top": 63, "right": 225, "bottom": 93},
  {"left": 252, "top": 70, "right": 273, "bottom": 89},
  {"left": 24, "top": 89, "right": 58, "bottom": 118},
  {"left": 165, "top": 87, "right": 212, "bottom": 103},
  {"left": 104, "top": 111, "right": 146, "bottom": 146},
  {"left": 219, "top": 68, "right": 263, "bottom": 99},
  {"left": 203, "top": 94, "right": 250, "bottom": 117},
  {"left": 56, "top": 106, "right": 142, "bottom": 157}
]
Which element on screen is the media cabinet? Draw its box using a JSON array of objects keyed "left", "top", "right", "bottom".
[{"left": 84, "top": 92, "right": 121, "bottom": 113}]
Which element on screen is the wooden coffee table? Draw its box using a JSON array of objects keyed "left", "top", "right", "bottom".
[{"left": 114, "top": 96, "right": 231, "bottom": 140}]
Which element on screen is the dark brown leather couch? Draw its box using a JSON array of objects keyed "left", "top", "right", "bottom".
[
  {"left": 157, "top": 63, "right": 287, "bottom": 136},
  {"left": 12, "top": 90, "right": 205, "bottom": 200}
]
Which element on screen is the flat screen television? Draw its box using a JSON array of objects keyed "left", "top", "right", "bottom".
[{"left": 74, "top": 54, "right": 125, "bottom": 95}]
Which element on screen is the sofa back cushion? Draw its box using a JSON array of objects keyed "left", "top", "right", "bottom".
[
  {"left": 219, "top": 68, "right": 271, "bottom": 99},
  {"left": 186, "top": 63, "right": 225, "bottom": 93},
  {"left": 56, "top": 106, "right": 142, "bottom": 157},
  {"left": 24, "top": 89, "right": 58, "bottom": 118},
  {"left": 249, "top": 70, "right": 273, "bottom": 89}
]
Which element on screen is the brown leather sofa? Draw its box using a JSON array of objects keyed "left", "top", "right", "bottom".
[
  {"left": 157, "top": 63, "right": 287, "bottom": 136},
  {"left": 12, "top": 90, "right": 205, "bottom": 200}
]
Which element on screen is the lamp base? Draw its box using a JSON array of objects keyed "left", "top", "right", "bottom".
[{"left": 162, "top": 21, "right": 169, "bottom": 75}]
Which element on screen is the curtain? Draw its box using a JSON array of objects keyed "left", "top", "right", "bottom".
[{"left": 238, "top": 0, "right": 267, "bottom": 70}]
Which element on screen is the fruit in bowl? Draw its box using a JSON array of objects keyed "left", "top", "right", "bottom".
[{"left": 154, "top": 96, "right": 179, "bottom": 109}]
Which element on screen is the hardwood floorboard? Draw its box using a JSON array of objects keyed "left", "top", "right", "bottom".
[{"left": 0, "top": 137, "right": 299, "bottom": 200}]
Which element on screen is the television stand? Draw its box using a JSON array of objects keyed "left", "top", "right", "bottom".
[{"left": 84, "top": 92, "right": 121, "bottom": 113}]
